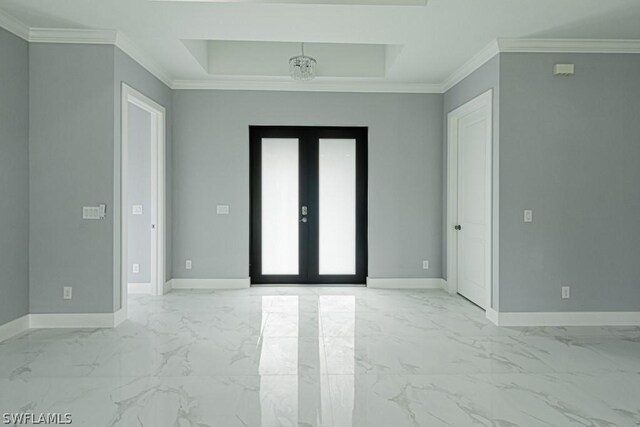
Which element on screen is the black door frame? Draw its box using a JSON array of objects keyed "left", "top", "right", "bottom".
[{"left": 250, "top": 126, "right": 368, "bottom": 285}]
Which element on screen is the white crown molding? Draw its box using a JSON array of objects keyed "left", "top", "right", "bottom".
[
  {"left": 497, "top": 38, "right": 640, "bottom": 54},
  {"left": 29, "top": 27, "right": 117, "bottom": 44},
  {"left": 0, "top": 8, "right": 29, "bottom": 40},
  {"left": 441, "top": 40, "right": 500, "bottom": 92},
  {"left": 115, "top": 32, "right": 174, "bottom": 87},
  {"left": 440, "top": 38, "right": 640, "bottom": 93},
  {"left": 366, "top": 278, "right": 446, "bottom": 289},
  {"left": 172, "top": 78, "right": 443, "bottom": 93},
  {"left": 25, "top": 27, "right": 173, "bottom": 87},
  {"left": 3, "top": 6, "right": 640, "bottom": 94}
]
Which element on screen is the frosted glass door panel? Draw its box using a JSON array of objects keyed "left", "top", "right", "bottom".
[
  {"left": 319, "top": 139, "right": 356, "bottom": 275},
  {"left": 261, "top": 138, "right": 299, "bottom": 275}
]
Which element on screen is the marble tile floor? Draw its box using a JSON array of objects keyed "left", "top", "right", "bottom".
[{"left": 1, "top": 287, "right": 639, "bottom": 426}]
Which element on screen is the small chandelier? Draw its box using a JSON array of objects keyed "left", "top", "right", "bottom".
[{"left": 289, "top": 43, "right": 317, "bottom": 81}]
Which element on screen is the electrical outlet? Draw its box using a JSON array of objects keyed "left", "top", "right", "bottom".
[
  {"left": 524, "top": 209, "right": 533, "bottom": 223},
  {"left": 422, "top": 260, "right": 430, "bottom": 270},
  {"left": 63, "top": 286, "right": 72, "bottom": 300},
  {"left": 562, "top": 286, "right": 570, "bottom": 299},
  {"left": 186, "top": 260, "right": 192, "bottom": 270},
  {"left": 133, "top": 263, "right": 140, "bottom": 274}
]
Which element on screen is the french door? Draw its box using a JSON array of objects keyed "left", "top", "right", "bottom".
[{"left": 250, "top": 126, "right": 367, "bottom": 285}]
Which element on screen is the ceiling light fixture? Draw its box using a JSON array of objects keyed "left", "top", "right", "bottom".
[{"left": 289, "top": 43, "right": 317, "bottom": 81}]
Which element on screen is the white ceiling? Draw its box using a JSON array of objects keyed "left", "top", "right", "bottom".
[{"left": 1, "top": 0, "right": 640, "bottom": 89}]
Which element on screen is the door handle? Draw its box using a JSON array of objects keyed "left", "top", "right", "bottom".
[
  {"left": 454, "top": 225, "right": 462, "bottom": 231},
  {"left": 300, "top": 217, "right": 308, "bottom": 223}
]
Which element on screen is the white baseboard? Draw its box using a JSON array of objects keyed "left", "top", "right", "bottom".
[
  {"left": 113, "top": 308, "right": 127, "bottom": 327},
  {"left": 485, "top": 308, "right": 499, "bottom": 325},
  {"left": 128, "top": 282, "right": 152, "bottom": 294},
  {"left": 29, "top": 312, "right": 123, "bottom": 329},
  {"left": 163, "top": 279, "right": 173, "bottom": 294},
  {"left": 491, "top": 311, "right": 640, "bottom": 327},
  {"left": 168, "top": 278, "right": 251, "bottom": 290},
  {"left": 0, "top": 315, "right": 30, "bottom": 342},
  {"left": 366, "top": 278, "right": 446, "bottom": 289}
]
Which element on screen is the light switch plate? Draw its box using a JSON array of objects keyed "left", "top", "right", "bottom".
[
  {"left": 63, "top": 286, "right": 72, "bottom": 300},
  {"left": 216, "top": 205, "right": 230, "bottom": 215},
  {"left": 186, "top": 260, "right": 192, "bottom": 270},
  {"left": 132, "top": 205, "right": 143, "bottom": 215},
  {"left": 422, "top": 260, "right": 429, "bottom": 270},
  {"left": 133, "top": 263, "right": 140, "bottom": 274},
  {"left": 524, "top": 210, "right": 533, "bottom": 223}
]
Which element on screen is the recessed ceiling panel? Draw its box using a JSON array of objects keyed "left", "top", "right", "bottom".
[{"left": 182, "top": 40, "right": 399, "bottom": 78}]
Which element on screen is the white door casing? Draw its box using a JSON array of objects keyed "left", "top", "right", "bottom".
[
  {"left": 121, "top": 83, "right": 166, "bottom": 315},
  {"left": 447, "top": 90, "right": 492, "bottom": 309}
]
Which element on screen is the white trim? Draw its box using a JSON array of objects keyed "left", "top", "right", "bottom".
[
  {"left": 28, "top": 28, "right": 117, "bottom": 44},
  {"left": 0, "top": 315, "right": 30, "bottom": 342},
  {"left": 446, "top": 89, "right": 493, "bottom": 309},
  {"left": 113, "top": 308, "right": 127, "bottom": 327},
  {"left": 171, "top": 79, "right": 442, "bottom": 93},
  {"left": 29, "top": 313, "right": 121, "bottom": 329},
  {"left": 497, "top": 38, "right": 640, "bottom": 54},
  {"left": 128, "top": 283, "right": 152, "bottom": 294},
  {"left": 441, "top": 40, "right": 500, "bottom": 92},
  {"left": 0, "top": 8, "right": 29, "bottom": 40},
  {"left": 486, "top": 308, "right": 499, "bottom": 326},
  {"left": 1, "top": 312, "right": 128, "bottom": 341},
  {"left": 366, "top": 278, "right": 446, "bottom": 289},
  {"left": 2, "top": 4, "right": 640, "bottom": 96},
  {"left": 115, "top": 33, "right": 174, "bottom": 87},
  {"left": 163, "top": 279, "right": 173, "bottom": 294},
  {"left": 168, "top": 278, "right": 251, "bottom": 290},
  {"left": 491, "top": 311, "right": 640, "bottom": 327},
  {"left": 121, "top": 84, "right": 167, "bottom": 316}
]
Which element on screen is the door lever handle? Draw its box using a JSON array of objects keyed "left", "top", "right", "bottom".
[
  {"left": 300, "top": 217, "right": 308, "bottom": 223},
  {"left": 454, "top": 225, "right": 462, "bottom": 231}
]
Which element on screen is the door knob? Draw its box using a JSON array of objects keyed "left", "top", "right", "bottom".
[{"left": 454, "top": 225, "right": 462, "bottom": 230}]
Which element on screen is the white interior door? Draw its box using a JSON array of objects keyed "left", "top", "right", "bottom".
[{"left": 455, "top": 101, "right": 491, "bottom": 309}]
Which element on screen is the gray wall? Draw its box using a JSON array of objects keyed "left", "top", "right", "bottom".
[
  {"left": 114, "top": 47, "right": 173, "bottom": 309},
  {"left": 443, "top": 55, "right": 500, "bottom": 308},
  {"left": 172, "top": 91, "right": 443, "bottom": 280},
  {"left": 499, "top": 53, "right": 640, "bottom": 312},
  {"left": 29, "top": 44, "right": 172, "bottom": 314},
  {"left": 127, "top": 104, "right": 152, "bottom": 284},
  {"left": 29, "top": 44, "right": 116, "bottom": 314},
  {"left": 0, "top": 28, "right": 29, "bottom": 326}
]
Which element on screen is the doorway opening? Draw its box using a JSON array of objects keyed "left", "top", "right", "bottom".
[
  {"left": 250, "top": 126, "right": 368, "bottom": 285},
  {"left": 120, "top": 84, "right": 166, "bottom": 314},
  {"left": 446, "top": 89, "right": 493, "bottom": 310}
]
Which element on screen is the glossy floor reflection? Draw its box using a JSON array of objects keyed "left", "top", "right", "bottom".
[{"left": 1, "top": 287, "right": 639, "bottom": 426}]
